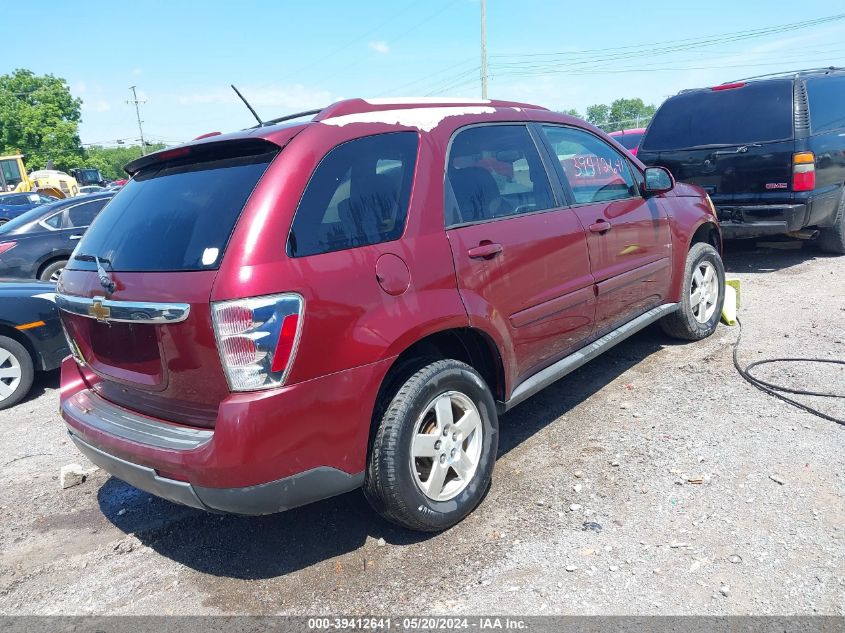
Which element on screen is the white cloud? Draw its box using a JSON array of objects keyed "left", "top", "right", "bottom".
[
  {"left": 369, "top": 41, "right": 390, "bottom": 55},
  {"left": 83, "top": 99, "right": 112, "bottom": 112},
  {"left": 132, "top": 67, "right": 142, "bottom": 76},
  {"left": 73, "top": 81, "right": 87, "bottom": 95}
]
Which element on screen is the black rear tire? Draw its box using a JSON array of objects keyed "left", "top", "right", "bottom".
[
  {"left": 364, "top": 359, "right": 498, "bottom": 532},
  {"left": 818, "top": 189, "right": 845, "bottom": 255},
  {"left": 660, "top": 242, "right": 725, "bottom": 341},
  {"left": 0, "top": 335, "right": 35, "bottom": 411}
]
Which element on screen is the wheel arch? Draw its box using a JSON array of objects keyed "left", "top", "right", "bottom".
[
  {"left": 0, "top": 323, "right": 39, "bottom": 370},
  {"left": 689, "top": 220, "right": 722, "bottom": 254},
  {"left": 36, "top": 253, "right": 71, "bottom": 280}
]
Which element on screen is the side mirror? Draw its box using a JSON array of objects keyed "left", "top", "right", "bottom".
[{"left": 643, "top": 166, "right": 674, "bottom": 195}]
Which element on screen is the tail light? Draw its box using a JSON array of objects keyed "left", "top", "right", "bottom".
[
  {"left": 0, "top": 242, "right": 17, "bottom": 255},
  {"left": 792, "top": 152, "right": 815, "bottom": 192},
  {"left": 211, "top": 293, "right": 304, "bottom": 391}
]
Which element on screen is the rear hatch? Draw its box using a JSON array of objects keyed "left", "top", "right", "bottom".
[
  {"left": 639, "top": 80, "right": 796, "bottom": 204},
  {"left": 58, "top": 138, "right": 282, "bottom": 427}
]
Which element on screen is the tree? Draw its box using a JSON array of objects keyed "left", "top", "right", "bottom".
[
  {"left": 0, "top": 69, "right": 84, "bottom": 172},
  {"left": 607, "top": 98, "right": 656, "bottom": 131},
  {"left": 559, "top": 108, "right": 581, "bottom": 119},
  {"left": 83, "top": 143, "right": 166, "bottom": 181},
  {"left": 585, "top": 103, "right": 610, "bottom": 128},
  {"left": 584, "top": 98, "right": 657, "bottom": 132}
]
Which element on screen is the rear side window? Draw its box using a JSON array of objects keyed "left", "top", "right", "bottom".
[
  {"left": 446, "top": 124, "right": 554, "bottom": 226},
  {"left": 542, "top": 126, "right": 639, "bottom": 204},
  {"left": 615, "top": 132, "right": 643, "bottom": 151},
  {"left": 288, "top": 132, "right": 418, "bottom": 257},
  {"left": 807, "top": 75, "right": 845, "bottom": 133},
  {"left": 70, "top": 147, "right": 277, "bottom": 272},
  {"left": 66, "top": 199, "right": 107, "bottom": 228},
  {"left": 641, "top": 80, "right": 793, "bottom": 151}
]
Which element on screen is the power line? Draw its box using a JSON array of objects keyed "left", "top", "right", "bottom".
[{"left": 490, "top": 13, "right": 845, "bottom": 61}]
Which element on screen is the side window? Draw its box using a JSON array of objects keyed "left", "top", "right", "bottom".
[
  {"left": 807, "top": 76, "right": 845, "bottom": 134},
  {"left": 541, "top": 125, "right": 639, "bottom": 204},
  {"left": 446, "top": 125, "right": 554, "bottom": 226},
  {"left": 43, "top": 212, "right": 63, "bottom": 229},
  {"left": 288, "top": 132, "right": 418, "bottom": 257},
  {"left": 65, "top": 200, "right": 106, "bottom": 228}
]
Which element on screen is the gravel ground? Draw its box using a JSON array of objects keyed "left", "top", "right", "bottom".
[{"left": 0, "top": 240, "right": 843, "bottom": 616}]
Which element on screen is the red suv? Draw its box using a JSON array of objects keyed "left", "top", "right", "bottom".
[{"left": 57, "top": 98, "right": 724, "bottom": 532}]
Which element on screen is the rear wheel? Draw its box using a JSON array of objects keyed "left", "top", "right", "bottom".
[
  {"left": 660, "top": 242, "right": 725, "bottom": 341},
  {"left": 39, "top": 260, "right": 67, "bottom": 283},
  {"left": 364, "top": 359, "right": 498, "bottom": 531},
  {"left": 818, "top": 189, "right": 845, "bottom": 255},
  {"left": 0, "top": 335, "right": 34, "bottom": 411}
]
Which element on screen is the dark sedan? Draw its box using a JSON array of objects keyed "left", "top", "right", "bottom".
[
  {"left": 0, "top": 192, "right": 56, "bottom": 224},
  {"left": 0, "top": 281, "right": 68, "bottom": 409},
  {"left": 0, "top": 192, "right": 114, "bottom": 282}
]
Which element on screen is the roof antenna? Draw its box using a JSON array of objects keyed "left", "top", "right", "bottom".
[{"left": 231, "top": 84, "right": 264, "bottom": 126}]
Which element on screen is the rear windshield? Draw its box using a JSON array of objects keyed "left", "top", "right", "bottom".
[
  {"left": 69, "top": 148, "right": 277, "bottom": 272},
  {"left": 641, "top": 80, "right": 793, "bottom": 151},
  {"left": 615, "top": 133, "right": 643, "bottom": 150}
]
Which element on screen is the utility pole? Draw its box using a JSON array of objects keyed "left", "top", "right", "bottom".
[
  {"left": 127, "top": 86, "right": 147, "bottom": 156},
  {"left": 480, "top": 0, "right": 488, "bottom": 99}
]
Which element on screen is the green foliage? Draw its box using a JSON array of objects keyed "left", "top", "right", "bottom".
[
  {"left": 585, "top": 98, "right": 656, "bottom": 132},
  {"left": 83, "top": 144, "right": 165, "bottom": 181},
  {"left": 585, "top": 103, "right": 610, "bottom": 128},
  {"left": 0, "top": 69, "right": 84, "bottom": 172},
  {"left": 560, "top": 108, "right": 582, "bottom": 119}
]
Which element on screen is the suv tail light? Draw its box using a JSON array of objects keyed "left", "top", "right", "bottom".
[
  {"left": 211, "top": 293, "right": 304, "bottom": 392},
  {"left": 792, "top": 152, "right": 815, "bottom": 192},
  {"left": 0, "top": 242, "right": 17, "bottom": 255}
]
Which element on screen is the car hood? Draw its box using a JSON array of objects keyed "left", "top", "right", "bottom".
[{"left": 0, "top": 280, "right": 57, "bottom": 297}]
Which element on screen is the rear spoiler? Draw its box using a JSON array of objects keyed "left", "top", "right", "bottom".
[{"left": 123, "top": 137, "right": 281, "bottom": 177}]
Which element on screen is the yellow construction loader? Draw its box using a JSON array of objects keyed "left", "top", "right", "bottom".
[{"left": 0, "top": 154, "right": 79, "bottom": 198}]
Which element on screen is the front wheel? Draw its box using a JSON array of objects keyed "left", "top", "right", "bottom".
[
  {"left": 660, "top": 242, "right": 725, "bottom": 341},
  {"left": 0, "top": 335, "right": 35, "bottom": 410},
  {"left": 364, "top": 359, "right": 498, "bottom": 532}
]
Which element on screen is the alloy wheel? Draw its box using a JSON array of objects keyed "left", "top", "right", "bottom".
[
  {"left": 410, "top": 391, "right": 483, "bottom": 502},
  {"left": 690, "top": 260, "right": 719, "bottom": 323},
  {"left": 0, "top": 347, "right": 23, "bottom": 402}
]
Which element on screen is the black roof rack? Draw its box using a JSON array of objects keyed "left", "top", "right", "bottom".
[
  {"left": 261, "top": 108, "right": 324, "bottom": 127},
  {"left": 722, "top": 66, "right": 845, "bottom": 84}
]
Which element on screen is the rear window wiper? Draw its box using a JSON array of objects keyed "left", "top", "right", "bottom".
[{"left": 73, "top": 253, "right": 112, "bottom": 265}]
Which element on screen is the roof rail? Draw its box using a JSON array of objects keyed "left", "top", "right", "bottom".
[{"left": 723, "top": 66, "right": 845, "bottom": 84}]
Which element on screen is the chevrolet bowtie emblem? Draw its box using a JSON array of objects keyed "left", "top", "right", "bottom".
[{"left": 88, "top": 299, "right": 111, "bottom": 322}]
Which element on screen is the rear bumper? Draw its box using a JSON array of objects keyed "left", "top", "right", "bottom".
[
  {"left": 60, "top": 355, "right": 392, "bottom": 515},
  {"left": 68, "top": 431, "right": 363, "bottom": 514},
  {"left": 716, "top": 203, "right": 806, "bottom": 238}
]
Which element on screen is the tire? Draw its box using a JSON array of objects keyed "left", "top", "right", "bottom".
[
  {"left": 0, "top": 335, "right": 35, "bottom": 411},
  {"left": 39, "top": 260, "right": 67, "bottom": 283},
  {"left": 364, "top": 359, "right": 499, "bottom": 532},
  {"left": 0, "top": 219, "right": 8, "bottom": 226},
  {"left": 818, "top": 188, "right": 845, "bottom": 255},
  {"left": 660, "top": 242, "right": 725, "bottom": 341}
]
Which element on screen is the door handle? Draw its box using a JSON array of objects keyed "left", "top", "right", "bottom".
[
  {"left": 70, "top": 234, "right": 83, "bottom": 240},
  {"left": 467, "top": 242, "right": 503, "bottom": 260},
  {"left": 588, "top": 220, "right": 612, "bottom": 234}
]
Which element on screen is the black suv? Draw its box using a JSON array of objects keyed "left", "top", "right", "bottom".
[{"left": 638, "top": 67, "right": 845, "bottom": 253}]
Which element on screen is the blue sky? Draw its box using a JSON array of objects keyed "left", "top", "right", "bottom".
[{"left": 4, "top": 1, "right": 844, "bottom": 146}]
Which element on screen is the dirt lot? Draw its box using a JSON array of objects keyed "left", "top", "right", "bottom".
[{"left": 0, "top": 241, "right": 843, "bottom": 616}]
